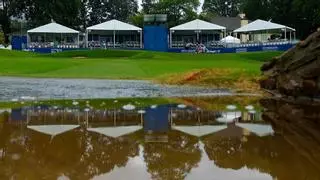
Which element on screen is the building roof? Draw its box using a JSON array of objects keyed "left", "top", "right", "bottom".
[
  {"left": 234, "top": 19, "right": 296, "bottom": 33},
  {"left": 87, "top": 19, "right": 142, "bottom": 31},
  {"left": 211, "top": 16, "right": 244, "bottom": 31},
  {"left": 170, "top": 19, "right": 226, "bottom": 31},
  {"left": 27, "top": 22, "right": 79, "bottom": 34}
]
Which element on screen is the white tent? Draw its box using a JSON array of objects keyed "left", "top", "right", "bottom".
[
  {"left": 86, "top": 19, "right": 143, "bottom": 48},
  {"left": 236, "top": 123, "right": 274, "bottom": 137},
  {"left": 234, "top": 19, "right": 295, "bottom": 33},
  {"left": 233, "top": 19, "right": 296, "bottom": 42},
  {"left": 27, "top": 22, "right": 80, "bottom": 48},
  {"left": 28, "top": 23, "right": 79, "bottom": 34},
  {"left": 27, "top": 125, "right": 80, "bottom": 137},
  {"left": 173, "top": 125, "right": 227, "bottom": 137},
  {"left": 170, "top": 19, "right": 226, "bottom": 31},
  {"left": 169, "top": 19, "right": 226, "bottom": 48},
  {"left": 87, "top": 126, "right": 142, "bottom": 138},
  {"left": 220, "top": 36, "right": 241, "bottom": 44}
]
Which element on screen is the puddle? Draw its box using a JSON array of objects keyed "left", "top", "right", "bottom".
[
  {"left": 0, "top": 96, "right": 320, "bottom": 180},
  {"left": 0, "top": 77, "right": 231, "bottom": 101}
]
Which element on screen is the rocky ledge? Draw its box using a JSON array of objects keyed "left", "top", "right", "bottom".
[{"left": 260, "top": 30, "right": 320, "bottom": 99}]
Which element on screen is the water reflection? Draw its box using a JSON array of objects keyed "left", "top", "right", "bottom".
[{"left": 0, "top": 98, "right": 320, "bottom": 180}]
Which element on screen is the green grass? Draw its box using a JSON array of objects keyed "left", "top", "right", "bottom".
[{"left": 0, "top": 49, "right": 282, "bottom": 79}]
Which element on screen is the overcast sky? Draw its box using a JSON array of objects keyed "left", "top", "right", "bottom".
[{"left": 137, "top": 0, "right": 205, "bottom": 13}]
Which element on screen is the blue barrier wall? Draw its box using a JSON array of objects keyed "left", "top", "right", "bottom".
[
  {"left": 11, "top": 36, "right": 27, "bottom": 50},
  {"left": 168, "top": 44, "right": 294, "bottom": 54},
  {"left": 144, "top": 25, "right": 168, "bottom": 52}
]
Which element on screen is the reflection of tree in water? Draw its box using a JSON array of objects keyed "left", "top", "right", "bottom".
[
  {"left": 0, "top": 124, "right": 140, "bottom": 180},
  {"left": 143, "top": 130, "right": 201, "bottom": 180},
  {"left": 75, "top": 130, "right": 140, "bottom": 179},
  {"left": 203, "top": 133, "right": 320, "bottom": 180}
]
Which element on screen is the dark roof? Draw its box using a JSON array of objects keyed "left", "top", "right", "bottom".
[{"left": 211, "top": 17, "right": 250, "bottom": 31}]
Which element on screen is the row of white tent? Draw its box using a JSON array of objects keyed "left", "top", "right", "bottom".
[{"left": 26, "top": 19, "right": 296, "bottom": 47}]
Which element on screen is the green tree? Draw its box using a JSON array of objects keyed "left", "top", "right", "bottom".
[
  {"left": 25, "top": 0, "right": 81, "bottom": 29},
  {"left": 153, "top": 0, "right": 200, "bottom": 27},
  {"left": 241, "top": 0, "right": 272, "bottom": 20},
  {"left": 0, "top": 0, "right": 25, "bottom": 44},
  {"left": 142, "top": 0, "right": 157, "bottom": 14},
  {"left": 130, "top": 12, "right": 144, "bottom": 28},
  {"left": 106, "top": 0, "right": 138, "bottom": 22},
  {"left": 203, "top": 0, "right": 243, "bottom": 17}
]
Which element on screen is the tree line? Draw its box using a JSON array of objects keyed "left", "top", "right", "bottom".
[{"left": 0, "top": 0, "right": 319, "bottom": 44}]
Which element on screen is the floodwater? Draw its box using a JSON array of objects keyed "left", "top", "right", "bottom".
[
  {"left": 0, "top": 96, "right": 320, "bottom": 180},
  {"left": 0, "top": 77, "right": 231, "bottom": 101}
]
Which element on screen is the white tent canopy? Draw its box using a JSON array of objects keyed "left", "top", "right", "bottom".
[
  {"left": 170, "top": 19, "right": 226, "bottom": 31},
  {"left": 28, "top": 22, "right": 79, "bottom": 34},
  {"left": 87, "top": 126, "right": 142, "bottom": 138},
  {"left": 87, "top": 19, "right": 141, "bottom": 31},
  {"left": 220, "top": 36, "right": 241, "bottom": 44},
  {"left": 234, "top": 19, "right": 295, "bottom": 33},
  {"left": 27, "top": 125, "right": 80, "bottom": 137},
  {"left": 173, "top": 125, "right": 227, "bottom": 137},
  {"left": 86, "top": 19, "right": 142, "bottom": 48}
]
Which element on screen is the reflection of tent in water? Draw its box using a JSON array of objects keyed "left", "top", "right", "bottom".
[
  {"left": 216, "top": 112, "right": 242, "bottom": 123},
  {"left": 87, "top": 126, "right": 142, "bottom": 138},
  {"left": 173, "top": 125, "right": 227, "bottom": 137},
  {"left": 236, "top": 123, "right": 274, "bottom": 137},
  {"left": 173, "top": 123, "right": 274, "bottom": 138},
  {"left": 27, "top": 125, "right": 80, "bottom": 137}
]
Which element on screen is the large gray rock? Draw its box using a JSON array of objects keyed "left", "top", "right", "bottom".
[{"left": 260, "top": 30, "right": 320, "bottom": 98}]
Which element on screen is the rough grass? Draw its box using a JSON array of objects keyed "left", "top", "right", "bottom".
[{"left": 0, "top": 49, "right": 282, "bottom": 90}]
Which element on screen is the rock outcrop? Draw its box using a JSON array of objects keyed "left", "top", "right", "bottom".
[{"left": 260, "top": 30, "right": 320, "bottom": 99}]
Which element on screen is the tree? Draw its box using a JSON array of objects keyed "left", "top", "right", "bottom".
[
  {"left": 142, "top": 0, "right": 157, "bottom": 14},
  {"left": 130, "top": 12, "right": 144, "bottom": 28},
  {"left": 0, "top": 0, "right": 25, "bottom": 44},
  {"left": 24, "top": 0, "right": 81, "bottom": 29},
  {"left": 203, "top": 0, "right": 243, "bottom": 17},
  {"left": 106, "top": 0, "right": 138, "bottom": 22},
  {"left": 152, "top": 0, "right": 200, "bottom": 27}
]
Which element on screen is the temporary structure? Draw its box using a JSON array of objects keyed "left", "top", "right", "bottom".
[
  {"left": 86, "top": 19, "right": 142, "bottom": 48},
  {"left": 233, "top": 19, "right": 296, "bottom": 42},
  {"left": 170, "top": 19, "right": 226, "bottom": 47},
  {"left": 220, "top": 36, "right": 241, "bottom": 44},
  {"left": 27, "top": 22, "right": 80, "bottom": 48}
]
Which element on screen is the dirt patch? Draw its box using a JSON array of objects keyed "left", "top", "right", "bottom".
[{"left": 156, "top": 68, "right": 261, "bottom": 92}]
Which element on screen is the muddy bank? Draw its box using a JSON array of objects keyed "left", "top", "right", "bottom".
[{"left": 0, "top": 77, "right": 231, "bottom": 101}]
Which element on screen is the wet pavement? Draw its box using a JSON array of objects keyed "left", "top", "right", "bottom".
[
  {"left": 0, "top": 77, "right": 231, "bottom": 101},
  {"left": 0, "top": 97, "right": 320, "bottom": 180}
]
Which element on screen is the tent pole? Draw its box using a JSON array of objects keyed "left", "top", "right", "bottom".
[
  {"left": 169, "top": 31, "right": 172, "bottom": 48},
  {"left": 140, "top": 30, "right": 143, "bottom": 49},
  {"left": 289, "top": 31, "right": 292, "bottom": 43},
  {"left": 86, "top": 30, "right": 88, "bottom": 48},
  {"left": 284, "top": 28, "right": 287, "bottom": 41},
  {"left": 294, "top": 31, "right": 296, "bottom": 42},
  {"left": 77, "top": 33, "right": 79, "bottom": 48},
  {"left": 113, "top": 30, "right": 115, "bottom": 48}
]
